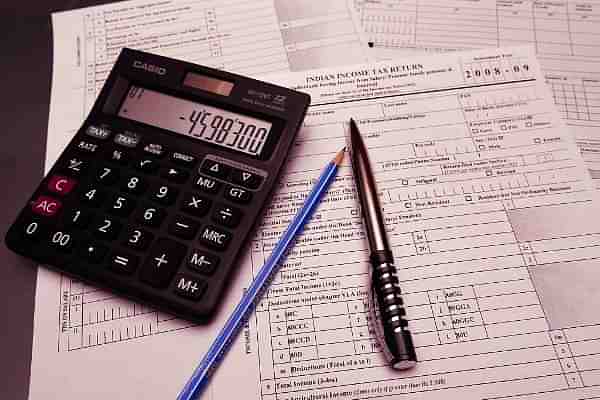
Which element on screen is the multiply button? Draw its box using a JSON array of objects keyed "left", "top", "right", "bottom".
[
  {"left": 47, "top": 175, "right": 77, "bottom": 195},
  {"left": 201, "top": 159, "right": 231, "bottom": 179},
  {"left": 140, "top": 238, "right": 187, "bottom": 288},
  {"left": 181, "top": 192, "right": 211, "bottom": 217},
  {"left": 174, "top": 274, "right": 207, "bottom": 300},
  {"left": 187, "top": 249, "right": 219, "bottom": 275},
  {"left": 231, "top": 169, "right": 262, "bottom": 189},
  {"left": 31, "top": 196, "right": 62, "bottom": 217},
  {"left": 224, "top": 186, "right": 252, "bottom": 204},
  {"left": 199, "top": 226, "right": 231, "bottom": 250}
]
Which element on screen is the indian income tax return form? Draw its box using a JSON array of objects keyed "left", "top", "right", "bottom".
[
  {"left": 352, "top": 0, "right": 600, "bottom": 186},
  {"left": 29, "top": 44, "right": 600, "bottom": 398}
]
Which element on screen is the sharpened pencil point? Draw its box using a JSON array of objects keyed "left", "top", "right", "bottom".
[{"left": 333, "top": 147, "right": 346, "bottom": 165}]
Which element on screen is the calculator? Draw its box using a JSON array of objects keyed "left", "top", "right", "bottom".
[{"left": 5, "top": 48, "right": 310, "bottom": 322}]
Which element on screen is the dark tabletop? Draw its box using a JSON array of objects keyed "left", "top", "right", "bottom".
[{"left": 0, "top": 2, "right": 115, "bottom": 399}]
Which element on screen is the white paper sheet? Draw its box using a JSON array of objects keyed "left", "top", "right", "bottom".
[
  {"left": 352, "top": 0, "right": 600, "bottom": 186},
  {"left": 30, "top": 1, "right": 370, "bottom": 399},
  {"left": 31, "top": 42, "right": 600, "bottom": 399}
]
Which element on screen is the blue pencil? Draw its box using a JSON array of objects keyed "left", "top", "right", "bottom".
[{"left": 177, "top": 147, "right": 346, "bottom": 400}]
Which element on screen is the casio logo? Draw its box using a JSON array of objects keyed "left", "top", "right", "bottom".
[{"left": 132, "top": 61, "right": 167, "bottom": 75}]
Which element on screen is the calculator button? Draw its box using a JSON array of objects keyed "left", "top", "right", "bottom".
[
  {"left": 107, "top": 195, "right": 136, "bottom": 216},
  {"left": 123, "top": 227, "right": 153, "bottom": 250},
  {"left": 85, "top": 125, "right": 112, "bottom": 140},
  {"left": 212, "top": 204, "right": 242, "bottom": 228},
  {"left": 168, "top": 215, "right": 200, "bottom": 239},
  {"left": 137, "top": 205, "right": 166, "bottom": 227},
  {"left": 49, "top": 230, "right": 75, "bottom": 252},
  {"left": 143, "top": 143, "right": 166, "bottom": 157},
  {"left": 135, "top": 158, "right": 159, "bottom": 173},
  {"left": 187, "top": 249, "right": 219, "bottom": 275},
  {"left": 150, "top": 184, "right": 178, "bottom": 205},
  {"left": 224, "top": 186, "right": 252, "bottom": 204},
  {"left": 114, "top": 131, "right": 141, "bottom": 148},
  {"left": 194, "top": 175, "right": 221, "bottom": 194},
  {"left": 19, "top": 219, "right": 46, "bottom": 242},
  {"left": 174, "top": 274, "right": 207, "bottom": 300},
  {"left": 140, "top": 238, "right": 187, "bottom": 288},
  {"left": 80, "top": 186, "right": 105, "bottom": 206},
  {"left": 161, "top": 166, "right": 189, "bottom": 183},
  {"left": 107, "top": 148, "right": 130, "bottom": 165},
  {"left": 231, "top": 169, "right": 262, "bottom": 189},
  {"left": 109, "top": 251, "right": 138, "bottom": 275},
  {"left": 75, "top": 139, "right": 100, "bottom": 154},
  {"left": 47, "top": 175, "right": 77, "bottom": 196},
  {"left": 65, "top": 208, "right": 93, "bottom": 228},
  {"left": 95, "top": 165, "right": 120, "bottom": 185},
  {"left": 31, "top": 195, "right": 62, "bottom": 217},
  {"left": 171, "top": 152, "right": 196, "bottom": 167},
  {"left": 201, "top": 159, "right": 231, "bottom": 179},
  {"left": 199, "top": 226, "right": 231, "bottom": 250},
  {"left": 93, "top": 216, "right": 122, "bottom": 240},
  {"left": 181, "top": 193, "right": 211, "bottom": 217},
  {"left": 79, "top": 241, "right": 108, "bottom": 263},
  {"left": 121, "top": 175, "right": 146, "bottom": 195},
  {"left": 64, "top": 157, "right": 87, "bottom": 176}
]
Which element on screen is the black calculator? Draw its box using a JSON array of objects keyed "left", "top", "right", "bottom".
[{"left": 5, "top": 48, "right": 309, "bottom": 322}]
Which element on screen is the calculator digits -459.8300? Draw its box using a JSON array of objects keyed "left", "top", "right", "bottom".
[{"left": 5, "top": 48, "right": 310, "bottom": 322}]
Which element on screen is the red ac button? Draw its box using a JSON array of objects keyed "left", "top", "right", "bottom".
[
  {"left": 47, "top": 175, "right": 77, "bottom": 195},
  {"left": 31, "top": 196, "right": 62, "bottom": 217}
]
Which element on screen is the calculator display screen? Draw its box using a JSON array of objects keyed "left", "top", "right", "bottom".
[{"left": 118, "top": 85, "right": 272, "bottom": 156}]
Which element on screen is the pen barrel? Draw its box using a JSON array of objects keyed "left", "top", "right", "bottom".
[{"left": 370, "top": 251, "right": 417, "bottom": 370}]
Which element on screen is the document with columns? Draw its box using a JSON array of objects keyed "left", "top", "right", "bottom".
[{"left": 30, "top": 46, "right": 600, "bottom": 399}]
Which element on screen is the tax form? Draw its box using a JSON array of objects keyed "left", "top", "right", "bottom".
[
  {"left": 352, "top": 0, "right": 600, "bottom": 185},
  {"left": 46, "top": 0, "right": 369, "bottom": 169},
  {"left": 29, "top": 45, "right": 600, "bottom": 399}
]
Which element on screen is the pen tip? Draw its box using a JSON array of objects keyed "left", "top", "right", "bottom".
[{"left": 333, "top": 147, "right": 346, "bottom": 165}]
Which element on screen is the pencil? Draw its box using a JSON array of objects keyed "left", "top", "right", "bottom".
[{"left": 177, "top": 147, "right": 346, "bottom": 400}]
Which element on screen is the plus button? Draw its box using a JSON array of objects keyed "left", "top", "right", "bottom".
[{"left": 154, "top": 253, "right": 168, "bottom": 268}]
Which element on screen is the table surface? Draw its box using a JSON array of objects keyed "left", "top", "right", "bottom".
[{"left": 0, "top": 2, "right": 114, "bottom": 399}]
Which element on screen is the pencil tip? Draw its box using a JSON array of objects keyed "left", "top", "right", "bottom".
[{"left": 333, "top": 147, "right": 346, "bottom": 165}]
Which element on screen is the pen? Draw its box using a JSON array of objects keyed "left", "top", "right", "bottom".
[
  {"left": 348, "top": 118, "right": 417, "bottom": 370},
  {"left": 177, "top": 147, "right": 346, "bottom": 400}
]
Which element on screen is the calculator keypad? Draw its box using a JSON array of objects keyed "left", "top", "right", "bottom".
[{"left": 7, "top": 121, "right": 270, "bottom": 321}]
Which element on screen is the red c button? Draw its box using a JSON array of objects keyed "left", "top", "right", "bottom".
[{"left": 47, "top": 175, "right": 77, "bottom": 195}]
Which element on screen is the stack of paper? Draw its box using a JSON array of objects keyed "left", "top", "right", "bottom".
[{"left": 27, "top": 1, "right": 600, "bottom": 399}]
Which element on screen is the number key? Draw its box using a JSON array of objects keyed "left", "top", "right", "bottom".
[
  {"left": 150, "top": 183, "right": 178, "bottom": 205},
  {"left": 65, "top": 208, "right": 94, "bottom": 228},
  {"left": 121, "top": 175, "right": 146, "bottom": 195},
  {"left": 137, "top": 205, "right": 166, "bottom": 227},
  {"left": 49, "top": 230, "right": 75, "bottom": 252},
  {"left": 80, "top": 186, "right": 105, "bottom": 206},
  {"left": 124, "top": 227, "right": 153, "bottom": 250},
  {"left": 19, "top": 219, "right": 46, "bottom": 242},
  {"left": 95, "top": 165, "right": 119, "bottom": 185},
  {"left": 93, "top": 216, "right": 122, "bottom": 240},
  {"left": 107, "top": 195, "right": 136, "bottom": 217}
]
